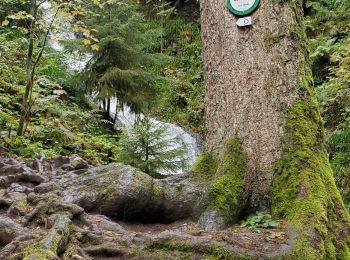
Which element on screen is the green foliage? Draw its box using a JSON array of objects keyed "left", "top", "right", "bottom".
[
  {"left": 240, "top": 213, "right": 278, "bottom": 232},
  {"left": 306, "top": 0, "right": 350, "bottom": 206},
  {"left": 306, "top": 0, "right": 350, "bottom": 83},
  {"left": 0, "top": 26, "right": 119, "bottom": 163},
  {"left": 317, "top": 39, "right": 350, "bottom": 207},
  {"left": 0, "top": 0, "right": 203, "bottom": 175},
  {"left": 146, "top": 3, "right": 205, "bottom": 135},
  {"left": 117, "top": 116, "right": 188, "bottom": 177},
  {"left": 81, "top": 0, "right": 159, "bottom": 114}
]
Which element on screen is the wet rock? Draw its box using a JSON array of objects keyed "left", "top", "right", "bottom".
[
  {"left": 5, "top": 192, "right": 27, "bottom": 203},
  {"left": 8, "top": 183, "right": 29, "bottom": 193},
  {"left": 7, "top": 172, "right": 46, "bottom": 184},
  {"left": 70, "top": 168, "right": 88, "bottom": 175},
  {"left": 0, "top": 164, "right": 32, "bottom": 176},
  {"left": 0, "top": 198, "right": 13, "bottom": 209}
]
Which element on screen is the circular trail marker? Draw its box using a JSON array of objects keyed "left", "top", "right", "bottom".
[{"left": 227, "top": 0, "right": 260, "bottom": 16}]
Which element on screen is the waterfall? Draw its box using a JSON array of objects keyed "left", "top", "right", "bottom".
[
  {"left": 41, "top": 1, "right": 91, "bottom": 72},
  {"left": 109, "top": 100, "right": 202, "bottom": 174},
  {"left": 42, "top": 1, "right": 202, "bottom": 174}
]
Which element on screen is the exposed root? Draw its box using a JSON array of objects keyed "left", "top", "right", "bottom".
[
  {"left": 17, "top": 214, "right": 71, "bottom": 259},
  {"left": 0, "top": 216, "right": 28, "bottom": 244},
  {"left": 0, "top": 155, "right": 297, "bottom": 259},
  {"left": 22, "top": 201, "right": 46, "bottom": 226},
  {"left": 0, "top": 234, "right": 35, "bottom": 259}
]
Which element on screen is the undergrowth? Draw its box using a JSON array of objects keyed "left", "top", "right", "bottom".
[{"left": 0, "top": 29, "right": 119, "bottom": 164}]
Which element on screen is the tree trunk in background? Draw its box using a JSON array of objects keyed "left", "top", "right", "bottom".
[
  {"left": 106, "top": 98, "right": 111, "bottom": 120},
  {"left": 198, "top": 0, "right": 350, "bottom": 257},
  {"left": 17, "top": 0, "right": 36, "bottom": 136}
]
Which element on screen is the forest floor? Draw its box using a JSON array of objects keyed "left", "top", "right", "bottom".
[{"left": 0, "top": 151, "right": 295, "bottom": 259}]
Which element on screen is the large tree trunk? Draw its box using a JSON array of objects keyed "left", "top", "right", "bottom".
[
  {"left": 201, "top": 0, "right": 300, "bottom": 212},
  {"left": 198, "top": 0, "right": 350, "bottom": 257}
]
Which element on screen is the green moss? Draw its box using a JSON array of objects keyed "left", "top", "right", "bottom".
[
  {"left": 273, "top": 54, "right": 290, "bottom": 64},
  {"left": 19, "top": 215, "right": 71, "bottom": 260},
  {"left": 191, "top": 151, "right": 218, "bottom": 181},
  {"left": 272, "top": 54, "right": 350, "bottom": 258},
  {"left": 271, "top": 3, "right": 350, "bottom": 255},
  {"left": 207, "top": 137, "right": 246, "bottom": 222},
  {"left": 264, "top": 32, "right": 285, "bottom": 50},
  {"left": 22, "top": 250, "right": 56, "bottom": 260},
  {"left": 149, "top": 237, "right": 251, "bottom": 259},
  {"left": 20, "top": 243, "right": 57, "bottom": 260},
  {"left": 191, "top": 137, "right": 246, "bottom": 223},
  {"left": 100, "top": 183, "right": 118, "bottom": 201}
]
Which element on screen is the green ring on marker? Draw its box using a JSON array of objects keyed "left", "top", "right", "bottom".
[{"left": 227, "top": 0, "right": 260, "bottom": 16}]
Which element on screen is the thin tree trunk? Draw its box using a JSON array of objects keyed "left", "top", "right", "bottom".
[
  {"left": 106, "top": 98, "right": 111, "bottom": 120},
  {"left": 113, "top": 101, "right": 118, "bottom": 123},
  {"left": 198, "top": 0, "right": 350, "bottom": 257},
  {"left": 17, "top": 0, "right": 36, "bottom": 136},
  {"left": 102, "top": 99, "right": 106, "bottom": 111},
  {"left": 17, "top": 1, "right": 59, "bottom": 136}
]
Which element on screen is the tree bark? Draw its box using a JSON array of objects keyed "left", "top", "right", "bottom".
[{"left": 198, "top": 0, "right": 350, "bottom": 257}]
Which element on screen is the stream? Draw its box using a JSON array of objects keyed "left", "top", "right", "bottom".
[{"left": 42, "top": 1, "right": 201, "bottom": 174}]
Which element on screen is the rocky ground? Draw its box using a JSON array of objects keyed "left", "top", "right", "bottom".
[{"left": 0, "top": 151, "right": 295, "bottom": 259}]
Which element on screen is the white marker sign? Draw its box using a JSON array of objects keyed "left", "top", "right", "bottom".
[{"left": 236, "top": 17, "right": 252, "bottom": 27}]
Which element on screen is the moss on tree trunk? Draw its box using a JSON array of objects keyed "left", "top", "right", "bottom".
[{"left": 199, "top": 0, "right": 350, "bottom": 257}]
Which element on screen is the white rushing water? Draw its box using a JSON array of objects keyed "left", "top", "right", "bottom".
[
  {"left": 42, "top": 1, "right": 201, "bottom": 174},
  {"left": 108, "top": 99, "right": 201, "bottom": 174},
  {"left": 41, "top": 1, "right": 91, "bottom": 71}
]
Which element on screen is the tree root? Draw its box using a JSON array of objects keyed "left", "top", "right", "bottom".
[
  {"left": 0, "top": 216, "right": 29, "bottom": 244},
  {"left": 0, "top": 234, "right": 35, "bottom": 259},
  {"left": 14, "top": 214, "right": 71, "bottom": 260},
  {"left": 0, "top": 155, "right": 297, "bottom": 259}
]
